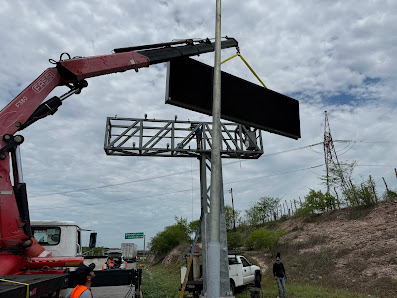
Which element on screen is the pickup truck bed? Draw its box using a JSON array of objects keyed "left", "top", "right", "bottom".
[{"left": 0, "top": 274, "right": 68, "bottom": 298}]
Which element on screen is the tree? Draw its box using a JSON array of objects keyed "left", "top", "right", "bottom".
[
  {"left": 245, "top": 228, "right": 285, "bottom": 250},
  {"left": 188, "top": 219, "right": 200, "bottom": 235},
  {"left": 244, "top": 197, "right": 280, "bottom": 226},
  {"left": 245, "top": 205, "right": 261, "bottom": 226},
  {"left": 188, "top": 219, "right": 201, "bottom": 242},
  {"left": 149, "top": 217, "right": 190, "bottom": 257},
  {"left": 227, "top": 231, "right": 243, "bottom": 251},
  {"left": 225, "top": 205, "right": 241, "bottom": 231},
  {"left": 302, "top": 189, "right": 339, "bottom": 213},
  {"left": 256, "top": 196, "right": 280, "bottom": 224}
]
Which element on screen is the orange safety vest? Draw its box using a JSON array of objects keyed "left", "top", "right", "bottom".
[
  {"left": 108, "top": 259, "right": 115, "bottom": 267},
  {"left": 70, "top": 285, "right": 93, "bottom": 298}
]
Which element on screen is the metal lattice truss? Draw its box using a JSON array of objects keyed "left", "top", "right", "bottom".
[{"left": 104, "top": 117, "right": 264, "bottom": 159}]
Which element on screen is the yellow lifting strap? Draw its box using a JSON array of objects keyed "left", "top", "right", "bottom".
[
  {"left": 0, "top": 278, "right": 30, "bottom": 298},
  {"left": 221, "top": 53, "right": 267, "bottom": 89}
]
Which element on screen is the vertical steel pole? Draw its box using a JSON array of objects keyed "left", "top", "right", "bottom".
[
  {"left": 219, "top": 171, "right": 230, "bottom": 296},
  {"left": 200, "top": 154, "right": 209, "bottom": 294},
  {"left": 208, "top": 0, "right": 222, "bottom": 296}
]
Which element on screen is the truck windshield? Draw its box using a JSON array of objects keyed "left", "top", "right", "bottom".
[{"left": 32, "top": 227, "right": 61, "bottom": 245}]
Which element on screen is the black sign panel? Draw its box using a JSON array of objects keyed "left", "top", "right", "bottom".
[{"left": 165, "top": 58, "right": 301, "bottom": 139}]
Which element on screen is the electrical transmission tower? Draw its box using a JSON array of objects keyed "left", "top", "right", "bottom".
[{"left": 323, "top": 111, "right": 346, "bottom": 194}]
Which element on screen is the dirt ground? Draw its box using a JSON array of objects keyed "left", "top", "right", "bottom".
[{"left": 280, "top": 202, "right": 397, "bottom": 280}]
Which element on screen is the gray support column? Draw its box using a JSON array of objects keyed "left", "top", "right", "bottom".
[
  {"left": 219, "top": 170, "right": 230, "bottom": 296},
  {"left": 208, "top": 0, "right": 222, "bottom": 296},
  {"left": 199, "top": 154, "right": 209, "bottom": 294}
]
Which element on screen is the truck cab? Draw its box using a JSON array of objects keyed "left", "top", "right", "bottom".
[
  {"left": 31, "top": 220, "right": 83, "bottom": 257},
  {"left": 180, "top": 254, "right": 261, "bottom": 296},
  {"left": 228, "top": 255, "right": 261, "bottom": 294}
]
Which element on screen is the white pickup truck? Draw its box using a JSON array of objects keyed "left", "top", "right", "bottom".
[
  {"left": 181, "top": 254, "right": 261, "bottom": 296},
  {"left": 228, "top": 255, "right": 261, "bottom": 294}
]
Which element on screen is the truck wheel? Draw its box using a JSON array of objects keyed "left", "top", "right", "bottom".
[
  {"left": 230, "top": 280, "right": 235, "bottom": 295},
  {"left": 254, "top": 271, "right": 261, "bottom": 288}
]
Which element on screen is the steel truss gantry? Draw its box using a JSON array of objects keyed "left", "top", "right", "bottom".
[
  {"left": 104, "top": 117, "right": 264, "bottom": 296},
  {"left": 104, "top": 117, "right": 263, "bottom": 158}
]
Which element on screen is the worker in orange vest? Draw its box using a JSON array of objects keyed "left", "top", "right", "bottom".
[
  {"left": 107, "top": 257, "right": 116, "bottom": 269},
  {"left": 66, "top": 263, "right": 95, "bottom": 298}
]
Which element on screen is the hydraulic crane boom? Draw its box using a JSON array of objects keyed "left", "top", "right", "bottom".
[{"left": 0, "top": 37, "right": 238, "bottom": 275}]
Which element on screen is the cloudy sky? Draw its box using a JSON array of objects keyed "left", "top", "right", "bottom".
[{"left": 1, "top": 0, "right": 396, "bottom": 250}]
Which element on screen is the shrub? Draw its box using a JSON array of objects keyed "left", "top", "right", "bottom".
[
  {"left": 383, "top": 189, "right": 397, "bottom": 202},
  {"left": 344, "top": 178, "right": 378, "bottom": 207},
  {"left": 245, "top": 228, "right": 285, "bottom": 250},
  {"left": 149, "top": 217, "right": 190, "bottom": 257},
  {"left": 227, "top": 231, "right": 243, "bottom": 251},
  {"left": 294, "top": 206, "right": 312, "bottom": 218},
  {"left": 303, "top": 189, "right": 339, "bottom": 213}
]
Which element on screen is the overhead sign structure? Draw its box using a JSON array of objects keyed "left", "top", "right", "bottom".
[
  {"left": 125, "top": 232, "right": 144, "bottom": 239},
  {"left": 165, "top": 57, "right": 301, "bottom": 140}
]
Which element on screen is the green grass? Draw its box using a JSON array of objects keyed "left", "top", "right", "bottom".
[
  {"left": 139, "top": 262, "right": 373, "bottom": 298},
  {"left": 141, "top": 263, "right": 181, "bottom": 298},
  {"left": 235, "top": 276, "right": 373, "bottom": 298}
]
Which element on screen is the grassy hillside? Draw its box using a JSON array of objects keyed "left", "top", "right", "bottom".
[
  {"left": 143, "top": 201, "right": 397, "bottom": 297},
  {"left": 268, "top": 201, "right": 397, "bottom": 297}
]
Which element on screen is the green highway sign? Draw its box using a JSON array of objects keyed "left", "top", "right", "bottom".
[{"left": 125, "top": 232, "right": 144, "bottom": 239}]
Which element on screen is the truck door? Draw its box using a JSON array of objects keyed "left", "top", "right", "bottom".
[{"left": 240, "top": 257, "right": 254, "bottom": 284}]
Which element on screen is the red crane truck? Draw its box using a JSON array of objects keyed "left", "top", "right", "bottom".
[{"left": 0, "top": 37, "right": 238, "bottom": 297}]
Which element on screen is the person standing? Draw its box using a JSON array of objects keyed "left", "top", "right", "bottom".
[
  {"left": 107, "top": 257, "right": 116, "bottom": 269},
  {"left": 273, "top": 253, "right": 287, "bottom": 297},
  {"left": 66, "top": 263, "right": 95, "bottom": 298},
  {"left": 190, "top": 123, "right": 202, "bottom": 149}
]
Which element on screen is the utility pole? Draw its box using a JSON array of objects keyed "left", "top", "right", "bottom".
[
  {"left": 208, "top": 0, "right": 223, "bottom": 296},
  {"left": 229, "top": 188, "right": 236, "bottom": 232}
]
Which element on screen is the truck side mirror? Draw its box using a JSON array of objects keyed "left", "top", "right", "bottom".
[{"left": 89, "top": 232, "right": 97, "bottom": 249}]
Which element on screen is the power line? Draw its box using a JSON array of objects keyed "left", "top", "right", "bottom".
[
  {"left": 29, "top": 161, "right": 396, "bottom": 211},
  {"left": 30, "top": 164, "right": 325, "bottom": 210},
  {"left": 28, "top": 139, "right": 395, "bottom": 198},
  {"left": 334, "top": 140, "right": 397, "bottom": 144},
  {"left": 356, "top": 164, "right": 397, "bottom": 167},
  {"left": 223, "top": 164, "right": 324, "bottom": 185},
  {"left": 29, "top": 169, "right": 195, "bottom": 198},
  {"left": 337, "top": 142, "right": 355, "bottom": 156},
  {"left": 30, "top": 142, "right": 324, "bottom": 198}
]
